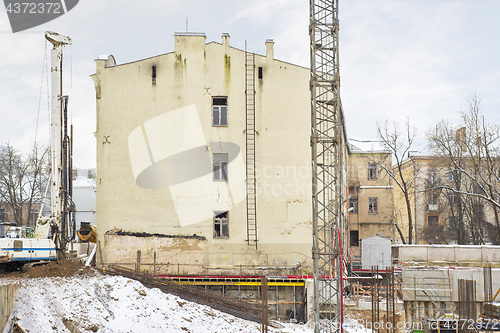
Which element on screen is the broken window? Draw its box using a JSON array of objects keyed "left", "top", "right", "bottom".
[
  {"left": 368, "top": 197, "right": 378, "bottom": 214},
  {"left": 349, "top": 198, "right": 358, "bottom": 214},
  {"left": 427, "top": 215, "right": 438, "bottom": 226},
  {"left": 349, "top": 230, "right": 359, "bottom": 247},
  {"left": 213, "top": 153, "right": 228, "bottom": 181},
  {"left": 368, "top": 163, "right": 377, "bottom": 180},
  {"left": 212, "top": 97, "right": 228, "bottom": 126},
  {"left": 214, "top": 211, "right": 229, "bottom": 238}
]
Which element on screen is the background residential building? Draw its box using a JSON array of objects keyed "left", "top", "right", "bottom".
[
  {"left": 347, "top": 141, "right": 395, "bottom": 259},
  {"left": 395, "top": 154, "right": 498, "bottom": 244}
]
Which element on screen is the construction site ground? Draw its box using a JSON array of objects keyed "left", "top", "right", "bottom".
[{"left": 0, "top": 260, "right": 373, "bottom": 333}]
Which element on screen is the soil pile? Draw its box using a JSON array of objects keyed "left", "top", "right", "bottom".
[{"left": 27, "top": 259, "right": 96, "bottom": 278}]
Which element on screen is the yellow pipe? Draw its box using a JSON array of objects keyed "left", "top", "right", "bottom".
[{"left": 171, "top": 281, "right": 305, "bottom": 287}]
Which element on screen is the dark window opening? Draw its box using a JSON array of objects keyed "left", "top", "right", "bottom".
[
  {"left": 350, "top": 230, "right": 359, "bottom": 247},
  {"left": 428, "top": 215, "right": 438, "bottom": 226},
  {"left": 473, "top": 203, "right": 484, "bottom": 222},
  {"left": 368, "top": 163, "right": 378, "bottom": 180},
  {"left": 152, "top": 65, "right": 157, "bottom": 85},
  {"left": 214, "top": 211, "right": 229, "bottom": 238},
  {"left": 258, "top": 67, "right": 263, "bottom": 79},
  {"left": 213, "top": 97, "right": 227, "bottom": 106}
]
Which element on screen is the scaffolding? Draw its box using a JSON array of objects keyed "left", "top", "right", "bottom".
[{"left": 310, "top": 0, "right": 347, "bottom": 332}]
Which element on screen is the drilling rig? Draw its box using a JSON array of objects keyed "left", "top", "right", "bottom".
[{"left": 0, "top": 31, "right": 75, "bottom": 269}]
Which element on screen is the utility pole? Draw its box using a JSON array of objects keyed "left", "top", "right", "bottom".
[{"left": 310, "top": 1, "right": 347, "bottom": 332}]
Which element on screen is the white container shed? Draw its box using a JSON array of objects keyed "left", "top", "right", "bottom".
[{"left": 361, "top": 235, "right": 392, "bottom": 270}]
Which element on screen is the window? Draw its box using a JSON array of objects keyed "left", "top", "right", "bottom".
[
  {"left": 13, "top": 240, "right": 23, "bottom": 252},
  {"left": 428, "top": 193, "right": 438, "bottom": 205},
  {"left": 30, "top": 209, "right": 38, "bottom": 224},
  {"left": 368, "top": 163, "right": 377, "bottom": 180},
  {"left": 427, "top": 192, "right": 438, "bottom": 210},
  {"left": 0, "top": 209, "right": 4, "bottom": 222},
  {"left": 214, "top": 211, "right": 229, "bottom": 238},
  {"left": 428, "top": 170, "right": 437, "bottom": 186},
  {"left": 478, "top": 227, "right": 485, "bottom": 240},
  {"left": 212, "top": 97, "right": 228, "bottom": 126},
  {"left": 349, "top": 198, "right": 358, "bottom": 214},
  {"left": 447, "top": 170, "right": 455, "bottom": 182},
  {"left": 152, "top": 65, "right": 157, "bottom": 85},
  {"left": 350, "top": 230, "right": 359, "bottom": 247},
  {"left": 427, "top": 216, "right": 438, "bottom": 226},
  {"left": 473, "top": 203, "right": 484, "bottom": 221},
  {"left": 368, "top": 198, "right": 378, "bottom": 214},
  {"left": 449, "top": 192, "right": 460, "bottom": 206},
  {"left": 258, "top": 67, "right": 263, "bottom": 79},
  {"left": 213, "top": 153, "right": 228, "bottom": 181}
]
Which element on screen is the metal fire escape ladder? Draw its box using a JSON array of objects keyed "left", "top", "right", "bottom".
[
  {"left": 310, "top": 1, "right": 346, "bottom": 332},
  {"left": 245, "top": 45, "right": 258, "bottom": 249}
]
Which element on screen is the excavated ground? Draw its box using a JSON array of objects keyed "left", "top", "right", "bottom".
[
  {"left": 26, "top": 259, "right": 96, "bottom": 278},
  {"left": 0, "top": 259, "right": 96, "bottom": 278}
]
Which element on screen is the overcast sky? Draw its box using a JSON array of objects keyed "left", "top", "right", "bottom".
[{"left": 1, "top": 0, "right": 499, "bottom": 168}]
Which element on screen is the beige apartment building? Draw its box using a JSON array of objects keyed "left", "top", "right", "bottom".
[
  {"left": 92, "top": 33, "right": 314, "bottom": 275},
  {"left": 347, "top": 141, "right": 395, "bottom": 258},
  {"left": 395, "top": 154, "right": 498, "bottom": 244}
]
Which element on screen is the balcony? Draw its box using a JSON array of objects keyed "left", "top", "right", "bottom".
[{"left": 427, "top": 203, "right": 439, "bottom": 211}]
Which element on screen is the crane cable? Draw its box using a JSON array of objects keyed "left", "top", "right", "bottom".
[{"left": 31, "top": 38, "right": 49, "bottom": 151}]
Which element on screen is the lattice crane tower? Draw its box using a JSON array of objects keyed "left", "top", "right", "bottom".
[{"left": 310, "top": 0, "right": 348, "bottom": 332}]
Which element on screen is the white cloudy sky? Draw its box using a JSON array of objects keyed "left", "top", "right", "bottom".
[{"left": 0, "top": 0, "right": 499, "bottom": 168}]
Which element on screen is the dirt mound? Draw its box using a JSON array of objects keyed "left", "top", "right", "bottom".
[{"left": 27, "top": 259, "right": 96, "bottom": 278}]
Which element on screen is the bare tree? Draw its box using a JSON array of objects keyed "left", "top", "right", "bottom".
[
  {"left": 375, "top": 119, "right": 418, "bottom": 244},
  {"left": 0, "top": 144, "right": 49, "bottom": 226},
  {"left": 428, "top": 96, "right": 500, "bottom": 244}
]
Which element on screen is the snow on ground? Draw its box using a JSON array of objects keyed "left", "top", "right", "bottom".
[
  {"left": 1, "top": 274, "right": 369, "bottom": 333},
  {"left": 1, "top": 275, "right": 311, "bottom": 333}
]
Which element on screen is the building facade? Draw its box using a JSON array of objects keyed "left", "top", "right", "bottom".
[
  {"left": 93, "top": 33, "right": 313, "bottom": 275},
  {"left": 395, "top": 154, "right": 498, "bottom": 245},
  {"left": 347, "top": 141, "right": 395, "bottom": 258}
]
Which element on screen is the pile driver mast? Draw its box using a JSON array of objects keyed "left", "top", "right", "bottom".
[
  {"left": 34, "top": 31, "right": 76, "bottom": 254},
  {"left": 310, "top": 0, "right": 348, "bottom": 332}
]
